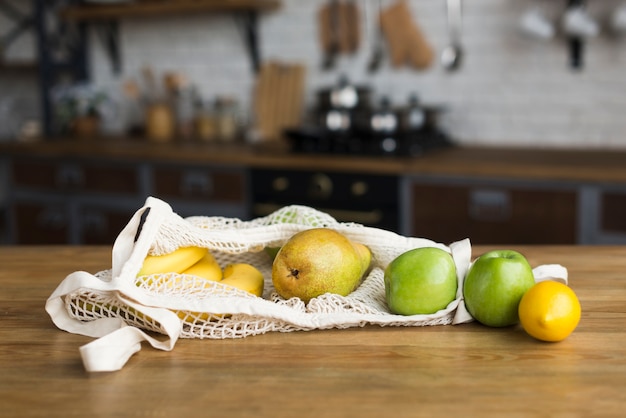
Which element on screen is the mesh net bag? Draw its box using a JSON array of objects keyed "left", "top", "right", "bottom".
[{"left": 45, "top": 196, "right": 568, "bottom": 372}]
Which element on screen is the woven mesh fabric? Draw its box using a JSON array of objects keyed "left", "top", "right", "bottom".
[{"left": 65, "top": 203, "right": 462, "bottom": 339}]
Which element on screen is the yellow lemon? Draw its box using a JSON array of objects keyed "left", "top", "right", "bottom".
[{"left": 518, "top": 281, "right": 581, "bottom": 342}]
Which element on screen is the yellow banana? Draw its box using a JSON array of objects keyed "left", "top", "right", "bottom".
[
  {"left": 222, "top": 263, "right": 262, "bottom": 279},
  {"left": 137, "top": 246, "right": 208, "bottom": 276},
  {"left": 177, "top": 263, "right": 262, "bottom": 323},
  {"left": 182, "top": 251, "right": 223, "bottom": 282},
  {"left": 220, "top": 263, "right": 264, "bottom": 297}
]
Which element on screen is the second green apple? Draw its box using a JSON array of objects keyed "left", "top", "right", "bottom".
[{"left": 384, "top": 247, "right": 458, "bottom": 315}]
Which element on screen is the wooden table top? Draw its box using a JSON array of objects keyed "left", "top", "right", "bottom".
[{"left": 2, "top": 245, "right": 625, "bottom": 417}]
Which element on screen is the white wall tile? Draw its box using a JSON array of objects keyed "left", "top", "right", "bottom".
[{"left": 4, "top": 0, "right": 626, "bottom": 149}]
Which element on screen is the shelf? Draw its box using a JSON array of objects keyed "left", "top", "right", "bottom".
[
  {"left": 0, "top": 60, "right": 37, "bottom": 72},
  {"left": 62, "top": 0, "right": 281, "bottom": 21},
  {"left": 60, "top": 0, "right": 281, "bottom": 74}
]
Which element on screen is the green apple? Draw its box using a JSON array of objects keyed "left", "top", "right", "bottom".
[
  {"left": 463, "top": 250, "right": 535, "bottom": 327},
  {"left": 384, "top": 247, "right": 458, "bottom": 315}
]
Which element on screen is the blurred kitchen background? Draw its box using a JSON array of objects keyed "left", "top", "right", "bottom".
[
  {"left": 2, "top": 0, "right": 626, "bottom": 246},
  {"left": 3, "top": 0, "right": 626, "bottom": 147}
]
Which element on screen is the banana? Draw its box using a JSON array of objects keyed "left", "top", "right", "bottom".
[
  {"left": 222, "top": 263, "right": 261, "bottom": 279},
  {"left": 137, "top": 246, "right": 208, "bottom": 277},
  {"left": 177, "top": 263, "right": 263, "bottom": 323},
  {"left": 220, "top": 263, "right": 265, "bottom": 297},
  {"left": 182, "top": 251, "right": 223, "bottom": 283}
]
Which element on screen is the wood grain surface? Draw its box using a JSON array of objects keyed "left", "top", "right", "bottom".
[
  {"left": 4, "top": 139, "right": 626, "bottom": 183},
  {"left": 1, "top": 245, "right": 626, "bottom": 417}
]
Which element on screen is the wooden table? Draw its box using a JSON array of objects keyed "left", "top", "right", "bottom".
[{"left": 2, "top": 245, "right": 625, "bottom": 417}]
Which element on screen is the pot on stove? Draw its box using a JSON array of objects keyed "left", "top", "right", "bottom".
[
  {"left": 365, "top": 96, "right": 400, "bottom": 155},
  {"left": 315, "top": 74, "right": 372, "bottom": 112}
]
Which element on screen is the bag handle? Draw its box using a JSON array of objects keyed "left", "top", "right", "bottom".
[
  {"left": 111, "top": 197, "right": 173, "bottom": 279},
  {"left": 46, "top": 197, "right": 184, "bottom": 372}
]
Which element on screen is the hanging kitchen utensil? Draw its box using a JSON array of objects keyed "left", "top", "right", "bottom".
[
  {"left": 380, "top": 1, "right": 407, "bottom": 67},
  {"left": 367, "top": 0, "right": 385, "bottom": 73},
  {"left": 344, "top": 0, "right": 361, "bottom": 54},
  {"left": 441, "top": 0, "right": 463, "bottom": 71},
  {"left": 380, "top": 0, "right": 434, "bottom": 70},
  {"left": 319, "top": 0, "right": 341, "bottom": 70},
  {"left": 405, "top": 12, "right": 435, "bottom": 69},
  {"left": 318, "top": 0, "right": 361, "bottom": 70}
]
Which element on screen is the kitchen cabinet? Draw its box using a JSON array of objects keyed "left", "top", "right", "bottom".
[
  {"left": 3, "top": 141, "right": 626, "bottom": 245},
  {"left": 579, "top": 185, "right": 626, "bottom": 244},
  {"left": 11, "top": 157, "right": 140, "bottom": 194},
  {"left": 7, "top": 156, "right": 144, "bottom": 244},
  {"left": 152, "top": 165, "right": 245, "bottom": 203},
  {"left": 11, "top": 200, "right": 68, "bottom": 244},
  {"left": 149, "top": 163, "right": 248, "bottom": 218},
  {"left": 4, "top": 155, "right": 248, "bottom": 244},
  {"left": 408, "top": 178, "right": 578, "bottom": 245}
]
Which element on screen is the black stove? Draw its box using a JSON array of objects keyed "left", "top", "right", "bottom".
[
  {"left": 250, "top": 168, "right": 401, "bottom": 233},
  {"left": 285, "top": 126, "right": 453, "bottom": 157}
]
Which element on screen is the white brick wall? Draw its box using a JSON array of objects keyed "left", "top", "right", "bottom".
[{"left": 6, "top": 0, "right": 626, "bottom": 149}]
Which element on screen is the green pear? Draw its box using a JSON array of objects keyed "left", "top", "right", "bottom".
[{"left": 272, "top": 228, "right": 371, "bottom": 303}]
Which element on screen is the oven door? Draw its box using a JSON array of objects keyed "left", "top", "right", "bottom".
[{"left": 250, "top": 169, "right": 400, "bottom": 233}]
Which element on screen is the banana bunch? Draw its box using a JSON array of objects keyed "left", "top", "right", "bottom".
[{"left": 136, "top": 246, "right": 264, "bottom": 297}]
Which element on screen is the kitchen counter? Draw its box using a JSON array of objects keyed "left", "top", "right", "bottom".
[
  {"left": 3, "top": 137, "right": 626, "bottom": 183},
  {"left": 2, "top": 245, "right": 625, "bottom": 416}
]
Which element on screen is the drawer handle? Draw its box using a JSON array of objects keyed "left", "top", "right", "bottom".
[
  {"left": 469, "top": 189, "right": 511, "bottom": 222},
  {"left": 37, "top": 208, "right": 67, "bottom": 230},
  {"left": 81, "top": 212, "right": 107, "bottom": 236},
  {"left": 180, "top": 172, "right": 213, "bottom": 197},
  {"left": 56, "top": 165, "right": 84, "bottom": 189}
]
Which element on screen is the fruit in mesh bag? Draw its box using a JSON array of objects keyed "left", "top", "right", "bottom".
[
  {"left": 272, "top": 228, "right": 372, "bottom": 303},
  {"left": 518, "top": 280, "right": 581, "bottom": 342},
  {"left": 182, "top": 251, "right": 223, "bottom": 282},
  {"left": 220, "top": 263, "right": 265, "bottom": 297},
  {"left": 384, "top": 247, "right": 458, "bottom": 315},
  {"left": 463, "top": 250, "right": 535, "bottom": 327},
  {"left": 136, "top": 244, "right": 264, "bottom": 295},
  {"left": 137, "top": 246, "right": 208, "bottom": 276}
]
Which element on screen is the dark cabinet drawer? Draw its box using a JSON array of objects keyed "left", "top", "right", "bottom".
[
  {"left": 601, "top": 192, "right": 626, "bottom": 234},
  {"left": 11, "top": 202, "right": 69, "bottom": 244},
  {"left": 79, "top": 206, "right": 136, "bottom": 245},
  {"left": 153, "top": 166, "right": 244, "bottom": 202},
  {"left": 411, "top": 183, "right": 577, "bottom": 245},
  {"left": 11, "top": 158, "right": 139, "bottom": 194}
]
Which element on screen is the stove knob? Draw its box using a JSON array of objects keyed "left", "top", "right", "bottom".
[
  {"left": 381, "top": 137, "right": 397, "bottom": 154},
  {"left": 272, "top": 176, "right": 289, "bottom": 192},
  {"left": 309, "top": 173, "right": 333, "bottom": 200},
  {"left": 351, "top": 181, "right": 368, "bottom": 197}
]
